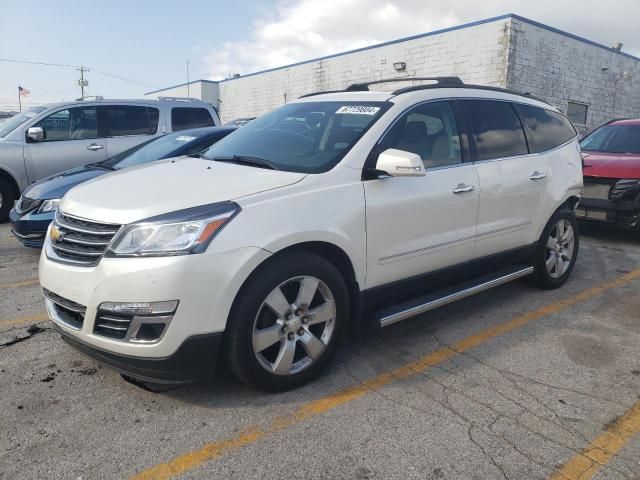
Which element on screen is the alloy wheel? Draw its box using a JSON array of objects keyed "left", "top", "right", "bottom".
[
  {"left": 545, "top": 219, "right": 575, "bottom": 278},
  {"left": 252, "top": 276, "right": 336, "bottom": 376}
]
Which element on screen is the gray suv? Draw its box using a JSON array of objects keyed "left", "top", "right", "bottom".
[{"left": 0, "top": 97, "right": 220, "bottom": 220}]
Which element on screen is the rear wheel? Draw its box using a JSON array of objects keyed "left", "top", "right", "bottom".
[
  {"left": 224, "top": 252, "right": 349, "bottom": 391},
  {"left": 0, "top": 177, "right": 16, "bottom": 222},
  {"left": 530, "top": 209, "right": 579, "bottom": 289}
]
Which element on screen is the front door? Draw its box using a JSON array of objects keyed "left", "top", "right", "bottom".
[
  {"left": 364, "top": 101, "right": 479, "bottom": 289},
  {"left": 25, "top": 106, "right": 107, "bottom": 182}
]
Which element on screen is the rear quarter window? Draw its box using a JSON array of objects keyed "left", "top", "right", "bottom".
[
  {"left": 514, "top": 104, "right": 576, "bottom": 153},
  {"left": 171, "top": 108, "right": 215, "bottom": 131}
]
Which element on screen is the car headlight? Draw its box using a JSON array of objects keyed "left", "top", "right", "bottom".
[
  {"left": 107, "top": 202, "right": 240, "bottom": 257},
  {"left": 37, "top": 199, "right": 61, "bottom": 213}
]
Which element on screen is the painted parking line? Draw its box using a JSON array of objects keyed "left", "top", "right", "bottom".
[
  {"left": 550, "top": 400, "right": 640, "bottom": 480},
  {"left": 0, "top": 312, "right": 48, "bottom": 329},
  {"left": 130, "top": 268, "right": 640, "bottom": 480},
  {"left": 0, "top": 278, "right": 39, "bottom": 289}
]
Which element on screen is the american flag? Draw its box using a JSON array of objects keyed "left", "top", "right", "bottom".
[{"left": 18, "top": 86, "right": 30, "bottom": 97}]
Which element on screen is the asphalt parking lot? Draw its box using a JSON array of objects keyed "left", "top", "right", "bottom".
[{"left": 1, "top": 222, "right": 639, "bottom": 480}]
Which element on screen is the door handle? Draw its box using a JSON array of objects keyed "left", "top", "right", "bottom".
[
  {"left": 87, "top": 143, "right": 104, "bottom": 151},
  {"left": 453, "top": 184, "right": 475, "bottom": 194},
  {"left": 529, "top": 171, "right": 546, "bottom": 181}
]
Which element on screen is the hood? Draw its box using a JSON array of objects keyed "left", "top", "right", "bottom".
[
  {"left": 582, "top": 152, "right": 640, "bottom": 179},
  {"left": 61, "top": 156, "right": 306, "bottom": 224},
  {"left": 23, "top": 165, "right": 109, "bottom": 200}
]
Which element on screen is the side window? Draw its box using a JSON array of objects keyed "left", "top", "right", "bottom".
[
  {"left": 463, "top": 100, "right": 528, "bottom": 161},
  {"left": 101, "top": 106, "right": 159, "bottom": 136},
  {"left": 514, "top": 104, "right": 576, "bottom": 153},
  {"left": 171, "top": 108, "right": 214, "bottom": 131},
  {"left": 34, "top": 107, "right": 98, "bottom": 141},
  {"left": 379, "top": 101, "right": 462, "bottom": 169},
  {"left": 567, "top": 101, "right": 588, "bottom": 126}
]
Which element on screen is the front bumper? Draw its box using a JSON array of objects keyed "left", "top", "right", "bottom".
[
  {"left": 56, "top": 325, "right": 223, "bottom": 384},
  {"left": 9, "top": 208, "right": 54, "bottom": 247},
  {"left": 39, "top": 239, "right": 271, "bottom": 367},
  {"left": 577, "top": 196, "right": 640, "bottom": 228}
]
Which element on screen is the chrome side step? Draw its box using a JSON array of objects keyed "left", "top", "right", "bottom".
[{"left": 376, "top": 265, "right": 534, "bottom": 328}]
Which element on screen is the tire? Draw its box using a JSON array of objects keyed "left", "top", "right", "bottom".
[
  {"left": 0, "top": 177, "right": 16, "bottom": 223},
  {"left": 530, "top": 208, "right": 580, "bottom": 289},
  {"left": 224, "top": 251, "right": 350, "bottom": 392}
]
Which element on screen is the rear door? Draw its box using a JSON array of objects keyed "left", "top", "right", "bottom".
[
  {"left": 364, "top": 100, "right": 480, "bottom": 289},
  {"left": 101, "top": 105, "right": 160, "bottom": 157},
  {"left": 25, "top": 105, "right": 108, "bottom": 181},
  {"left": 462, "top": 99, "right": 544, "bottom": 257}
]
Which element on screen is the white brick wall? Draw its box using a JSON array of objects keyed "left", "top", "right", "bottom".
[
  {"left": 506, "top": 19, "right": 640, "bottom": 134},
  {"left": 147, "top": 16, "right": 640, "bottom": 132},
  {"left": 217, "top": 19, "right": 511, "bottom": 123}
]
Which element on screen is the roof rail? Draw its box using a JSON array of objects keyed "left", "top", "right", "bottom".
[
  {"left": 158, "top": 96, "right": 201, "bottom": 103},
  {"left": 348, "top": 76, "right": 464, "bottom": 92},
  {"left": 605, "top": 117, "right": 631, "bottom": 124},
  {"left": 75, "top": 96, "right": 104, "bottom": 101}
]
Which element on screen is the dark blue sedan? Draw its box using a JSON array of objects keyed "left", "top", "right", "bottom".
[{"left": 10, "top": 126, "right": 237, "bottom": 247}]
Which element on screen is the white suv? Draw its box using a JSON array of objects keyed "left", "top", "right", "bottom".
[{"left": 38, "top": 78, "right": 583, "bottom": 391}]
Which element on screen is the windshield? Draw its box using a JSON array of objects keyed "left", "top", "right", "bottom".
[
  {"left": 580, "top": 125, "right": 640, "bottom": 154},
  {"left": 105, "top": 131, "right": 204, "bottom": 169},
  {"left": 203, "top": 101, "right": 389, "bottom": 173},
  {"left": 0, "top": 107, "right": 46, "bottom": 138}
]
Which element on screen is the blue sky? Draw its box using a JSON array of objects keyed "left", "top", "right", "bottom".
[
  {"left": 2, "top": 0, "right": 639, "bottom": 110},
  {"left": 0, "top": 0, "right": 272, "bottom": 109}
]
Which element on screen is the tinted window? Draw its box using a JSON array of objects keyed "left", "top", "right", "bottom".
[
  {"left": 171, "top": 108, "right": 214, "bottom": 131},
  {"left": 567, "top": 102, "right": 588, "bottom": 125},
  {"left": 34, "top": 107, "right": 98, "bottom": 141},
  {"left": 380, "top": 101, "right": 462, "bottom": 168},
  {"left": 580, "top": 125, "right": 640, "bottom": 154},
  {"left": 515, "top": 104, "right": 576, "bottom": 153},
  {"left": 463, "top": 100, "right": 528, "bottom": 161},
  {"left": 203, "top": 102, "right": 388, "bottom": 173},
  {"left": 102, "top": 106, "right": 159, "bottom": 136}
]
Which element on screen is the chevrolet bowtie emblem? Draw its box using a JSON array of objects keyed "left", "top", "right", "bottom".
[{"left": 50, "top": 225, "right": 63, "bottom": 243}]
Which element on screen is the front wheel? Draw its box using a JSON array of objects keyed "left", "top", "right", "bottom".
[
  {"left": 0, "top": 177, "right": 16, "bottom": 222},
  {"left": 530, "top": 208, "right": 579, "bottom": 289},
  {"left": 224, "top": 252, "right": 349, "bottom": 391}
]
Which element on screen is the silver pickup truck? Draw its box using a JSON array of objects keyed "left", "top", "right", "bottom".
[{"left": 0, "top": 97, "right": 220, "bottom": 220}]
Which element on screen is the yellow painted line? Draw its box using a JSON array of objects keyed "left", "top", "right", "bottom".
[
  {"left": 0, "top": 312, "right": 48, "bottom": 328},
  {"left": 0, "top": 278, "right": 39, "bottom": 289},
  {"left": 129, "top": 268, "right": 640, "bottom": 480},
  {"left": 550, "top": 400, "right": 640, "bottom": 480}
]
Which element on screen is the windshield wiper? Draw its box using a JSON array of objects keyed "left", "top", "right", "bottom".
[
  {"left": 212, "top": 155, "right": 278, "bottom": 170},
  {"left": 86, "top": 162, "right": 116, "bottom": 171}
]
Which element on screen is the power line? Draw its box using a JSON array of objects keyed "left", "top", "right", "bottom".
[{"left": 0, "top": 57, "right": 159, "bottom": 89}]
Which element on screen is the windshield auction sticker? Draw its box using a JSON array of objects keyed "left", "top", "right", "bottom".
[{"left": 335, "top": 106, "right": 381, "bottom": 115}]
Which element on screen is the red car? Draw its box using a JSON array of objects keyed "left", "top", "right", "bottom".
[{"left": 578, "top": 119, "right": 640, "bottom": 229}]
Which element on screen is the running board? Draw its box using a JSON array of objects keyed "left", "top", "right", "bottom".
[{"left": 376, "top": 265, "right": 534, "bottom": 328}]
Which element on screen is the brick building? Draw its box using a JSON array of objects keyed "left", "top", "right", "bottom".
[{"left": 145, "top": 14, "right": 640, "bottom": 133}]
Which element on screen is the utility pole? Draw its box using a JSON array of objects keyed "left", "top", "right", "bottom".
[
  {"left": 186, "top": 59, "right": 190, "bottom": 97},
  {"left": 77, "top": 66, "right": 89, "bottom": 98}
]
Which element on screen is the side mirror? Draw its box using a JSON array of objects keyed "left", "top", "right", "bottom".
[
  {"left": 375, "top": 148, "right": 425, "bottom": 177},
  {"left": 26, "top": 126, "right": 45, "bottom": 142}
]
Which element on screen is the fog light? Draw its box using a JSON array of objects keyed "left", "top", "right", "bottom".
[{"left": 99, "top": 300, "right": 178, "bottom": 315}]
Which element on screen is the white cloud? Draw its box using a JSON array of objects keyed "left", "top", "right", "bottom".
[{"left": 203, "top": 0, "right": 640, "bottom": 80}]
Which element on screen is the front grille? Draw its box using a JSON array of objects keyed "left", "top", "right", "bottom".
[
  {"left": 49, "top": 211, "right": 121, "bottom": 266},
  {"left": 583, "top": 181, "right": 612, "bottom": 201},
  {"left": 94, "top": 313, "right": 132, "bottom": 339},
  {"left": 15, "top": 196, "right": 41, "bottom": 214},
  {"left": 43, "top": 289, "right": 86, "bottom": 330}
]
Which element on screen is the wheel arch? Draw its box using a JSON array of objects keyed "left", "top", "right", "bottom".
[
  {"left": 0, "top": 166, "right": 21, "bottom": 200},
  {"left": 229, "top": 240, "right": 364, "bottom": 338}
]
